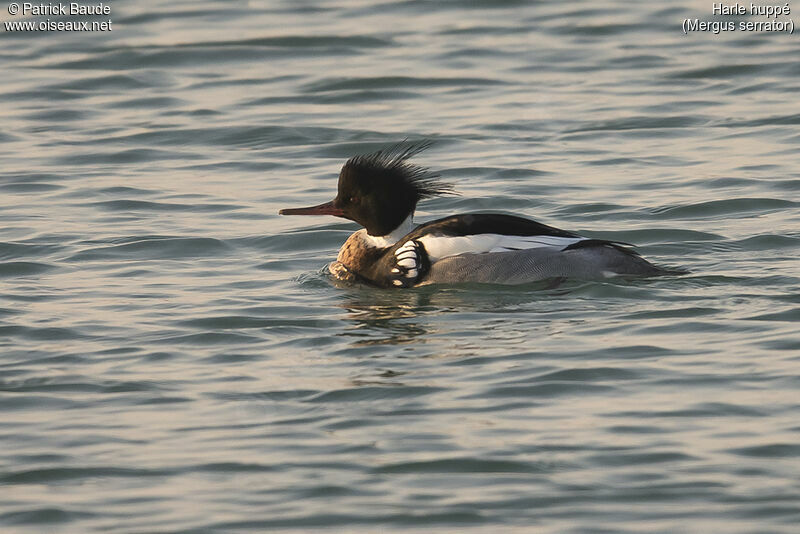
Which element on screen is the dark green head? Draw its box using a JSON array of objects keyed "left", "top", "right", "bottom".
[{"left": 280, "top": 141, "right": 453, "bottom": 236}]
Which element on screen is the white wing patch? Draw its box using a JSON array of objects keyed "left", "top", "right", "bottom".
[{"left": 419, "top": 233, "right": 585, "bottom": 262}]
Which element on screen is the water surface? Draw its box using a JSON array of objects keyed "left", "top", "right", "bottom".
[{"left": 1, "top": 1, "right": 799, "bottom": 532}]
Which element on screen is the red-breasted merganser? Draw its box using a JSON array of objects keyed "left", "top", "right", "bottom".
[{"left": 280, "top": 141, "right": 672, "bottom": 288}]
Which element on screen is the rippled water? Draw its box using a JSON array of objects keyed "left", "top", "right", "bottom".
[{"left": 2, "top": 1, "right": 799, "bottom": 532}]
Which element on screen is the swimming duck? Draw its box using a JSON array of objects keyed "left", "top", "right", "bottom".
[{"left": 280, "top": 141, "right": 670, "bottom": 287}]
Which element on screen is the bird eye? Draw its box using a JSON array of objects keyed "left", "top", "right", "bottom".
[{"left": 349, "top": 196, "right": 358, "bottom": 203}]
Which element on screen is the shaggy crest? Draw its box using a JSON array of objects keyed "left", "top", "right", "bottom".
[{"left": 342, "top": 140, "right": 455, "bottom": 201}]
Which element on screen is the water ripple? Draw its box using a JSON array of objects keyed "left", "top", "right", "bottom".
[{"left": 66, "top": 237, "right": 231, "bottom": 261}]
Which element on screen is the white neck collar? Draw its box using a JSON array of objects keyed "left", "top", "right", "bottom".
[{"left": 364, "top": 214, "right": 415, "bottom": 248}]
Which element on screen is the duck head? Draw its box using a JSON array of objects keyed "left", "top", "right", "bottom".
[{"left": 280, "top": 141, "right": 453, "bottom": 236}]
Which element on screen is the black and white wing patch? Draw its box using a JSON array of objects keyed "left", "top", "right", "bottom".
[
  {"left": 388, "top": 240, "right": 424, "bottom": 287},
  {"left": 418, "top": 233, "right": 585, "bottom": 261}
]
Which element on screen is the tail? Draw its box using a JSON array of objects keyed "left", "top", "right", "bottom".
[{"left": 563, "top": 239, "right": 687, "bottom": 277}]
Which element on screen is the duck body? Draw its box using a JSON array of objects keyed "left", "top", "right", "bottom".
[
  {"left": 329, "top": 213, "right": 666, "bottom": 288},
  {"left": 280, "top": 141, "right": 675, "bottom": 289}
]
